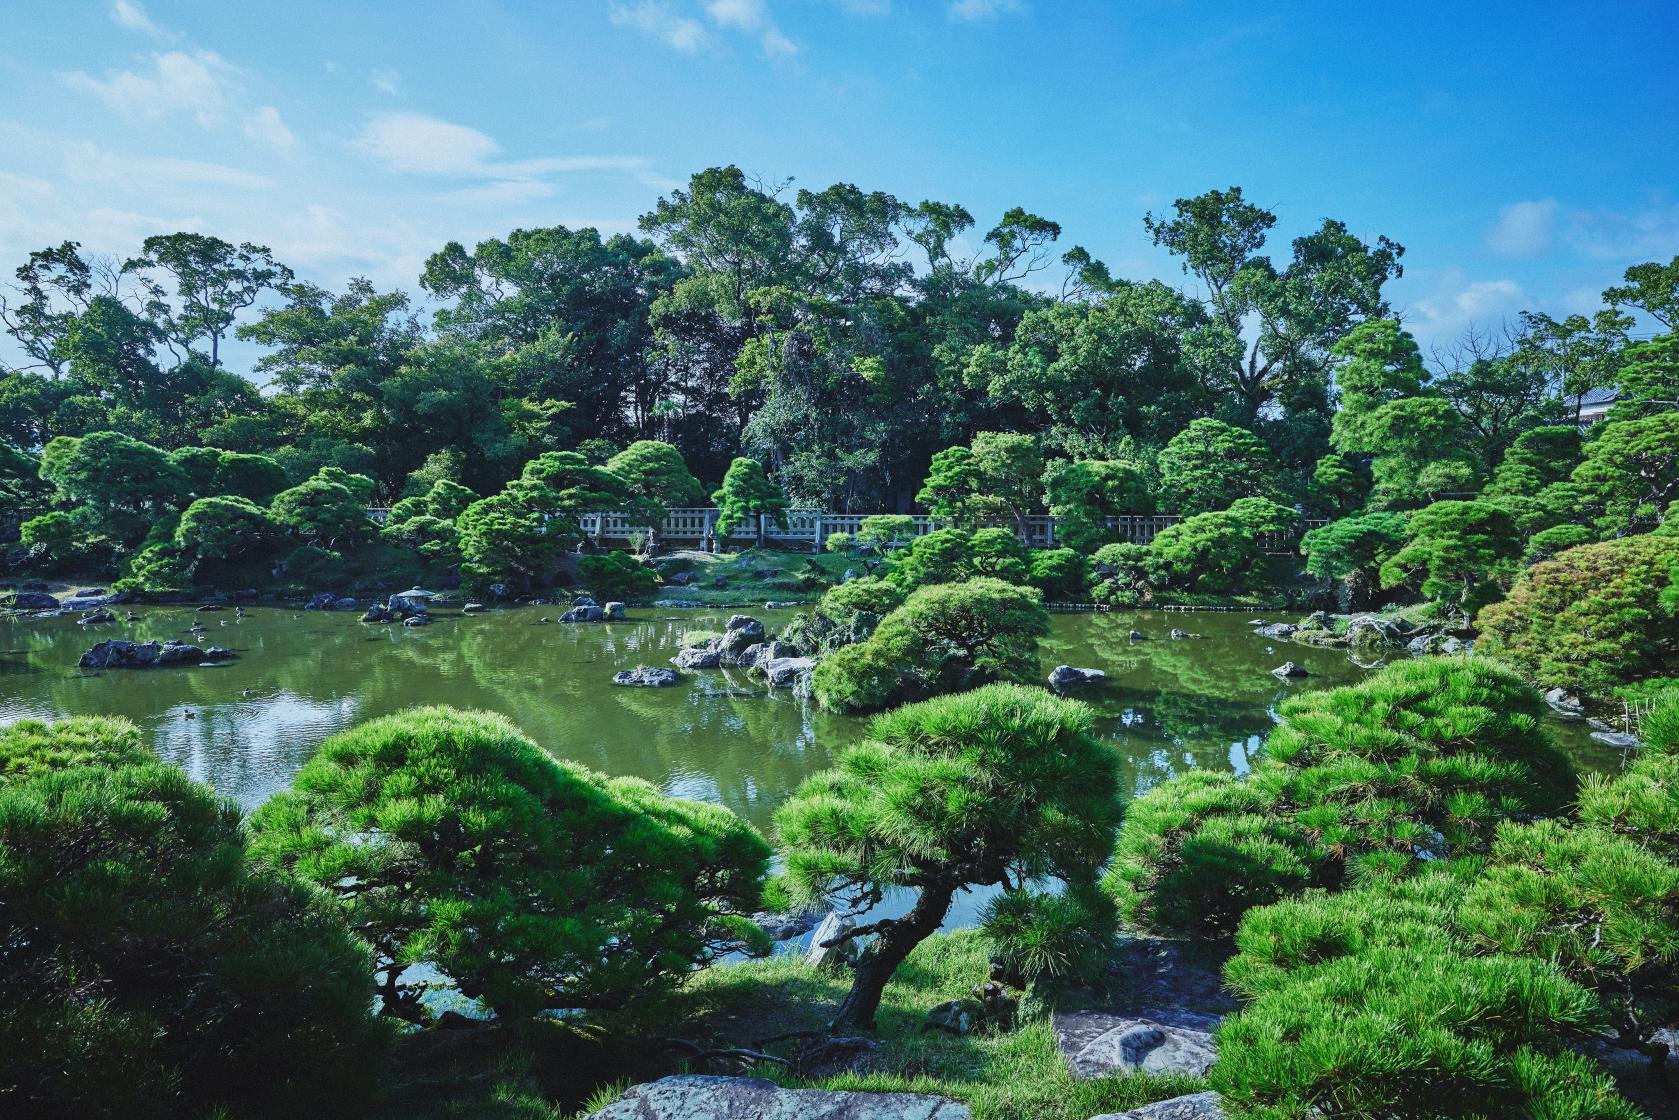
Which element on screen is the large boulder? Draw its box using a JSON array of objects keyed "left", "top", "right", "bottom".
[
  {"left": 719, "top": 614, "right": 766, "bottom": 655},
  {"left": 388, "top": 593, "right": 430, "bottom": 618},
  {"left": 806, "top": 912, "right": 859, "bottom": 972},
  {"left": 1255, "top": 622, "right": 1298, "bottom": 639},
  {"left": 1054, "top": 1007, "right": 1221, "bottom": 1080},
  {"left": 1090, "top": 1092, "right": 1226, "bottom": 1120},
  {"left": 602, "top": 601, "right": 627, "bottom": 621},
  {"left": 4, "top": 591, "right": 60, "bottom": 611},
  {"left": 751, "top": 908, "right": 820, "bottom": 941},
  {"left": 80, "top": 639, "right": 236, "bottom": 670},
  {"left": 673, "top": 644, "right": 723, "bottom": 670},
  {"left": 1048, "top": 665, "right": 1105, "bottom": 692},
  {"left": 1271, "top": 661, "right": 1309, "bottom": 678},
  {"left": 581, "top": 1075, "right": 971, "bottom": 1120},
  {"left": 738, "top": 640, "right": 795, "bottom": 670},
  {"left": 612, "top": 667, "right": 681, "bottom": 688},
  {"left": 760, "top": 656, "right": 814, "bottom": 689},
  {"left": 561, "top": 604, "right": 606, "bottom": 623},
  {"left": 304, "top": 591, "right": 339, "bottom": 611}
]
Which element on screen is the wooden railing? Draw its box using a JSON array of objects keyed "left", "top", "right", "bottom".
[{"left": 563, "top": 508, "right": 1325, "bottom": 554}]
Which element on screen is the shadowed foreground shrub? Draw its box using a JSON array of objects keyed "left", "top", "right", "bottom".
[{"left": 0, "top": 760, "right": 382, "bottom": 1120}]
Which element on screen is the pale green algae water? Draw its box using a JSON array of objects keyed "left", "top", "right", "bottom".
[{"left": 0, "top": 604, "right": 1613, "bottom": 834}]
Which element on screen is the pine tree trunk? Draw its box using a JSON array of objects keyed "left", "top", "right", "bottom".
[{"left": 828, "top": 881, "right": 957, "bottom": 1032}]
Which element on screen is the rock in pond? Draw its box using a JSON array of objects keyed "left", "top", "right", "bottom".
[
  {"left": 1255, "top": 622, "right": 1298, "bottom": 639},
  {"left": 1090, "top": 1092, "right": 1226, "bottom": 1120},
  {"left": 1544, "top": 687, "right": 1585, "bottom": 718},
  {"left": 1054, "top": 1007, "right": 1222, "bottom": 1079},
  {"left": 580, "top": 1075, "right": 971, "bottom": 1120},
  {"left": 1129, "top": 629, "right": 1147, "bottom": 640},
  {"left": 1169, "top": 628, "right": 1200, "bottom": 640},
  {"left": 672, "top": 645, "right": 723, "bottom": 670},
  {"left": 1271, "top": 661, "right": 1309, "bottom": 678},
  {"left": 333, "top": 597, "right": 357, "bottom": 611},
  {"left": 612, "top": 666, "right": 681, "bottom": 688},
  {"left": 304, "top": 591, "right": 339, "bottom": 610},
  {"left": 759, "top": 656, "right": 814, "bottom": 689},
  {"left": 718, "top": 615, "right": 767, "bottom": 659},
  {"left": 1591, "top": 730, "right": 1642, "bottom": 749},
  {"left": 751, "top": 908, "right": 820, "bottom": 941},
  {"left": 462, "top": 602, "right": 487, "bottom": 613},
  {"left": 80, "top": 639, "right": 236, "bottom": 670},
  {"left": 561, "top": 604, "right": 605, "bottom": 623},
  {"left": 401, "top": 614, "right": 428, "bottom": 628},
  {"left": 77, "top": 610, "right": 117, "bottom": 624},
  {"left": 603, "top": 601, "right": 626, "bottom": 621},
  {"left": 1049, "top": 665, "right": 1106, "bottom": 692}
]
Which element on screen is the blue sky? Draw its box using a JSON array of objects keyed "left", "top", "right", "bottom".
[{"left": 3, "top": 0, "right": 1677, "bottom": 361}]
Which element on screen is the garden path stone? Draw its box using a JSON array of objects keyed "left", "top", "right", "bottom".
[
  {"left": 581, "top": 1074, "right": 971, "bottom": 1119},
  {"left": 1088, "top": 1090, "right": 1226, "bottom": 1119}
]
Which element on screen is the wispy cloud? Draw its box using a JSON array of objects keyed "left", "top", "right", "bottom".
[
  {"left": 706, "top": 0, "right": 799, "bottom": 56},
  {"left": 1486, "top": 199, "right": 1559, "bottom": 257},
  {"left": 355, "top": 112, "right": 658, "bottom": 202},
  {"left": 948, "top": 0, "right": 1023, "bottom": 21},
  {"left": 1485, "top": 196, "right": 1679, "bottom": 262},
  {"left": 1405, "top": 267, "right": 1527, "bottom": 339},
  {"left": 370, "top": 67, "right": 400, "bottom": 95},
  {"left": 61, "top": 50, "right": 238, "bottom": 126},
  {"left": 62, "top": 140, "right": 271, "bottom": 190},
  {"left": 111, "top": 0, "right": 169, "bottom": 38},
  {"left": 243, "top": 105, "right": 297, "bottom": 155},
  {"left": 610, "top": 1, "right": 710, "bottom": 53}
]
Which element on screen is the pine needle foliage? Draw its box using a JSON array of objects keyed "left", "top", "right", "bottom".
[{"left": 248, "top": 706, "right": 771, "bottom": 1022}]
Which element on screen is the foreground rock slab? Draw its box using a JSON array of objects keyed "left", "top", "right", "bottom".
[
  {"left": 1054, "top": 1007, "right": 1221, "bottom": 1079},
  {"left": 80, "top": 639, "right": 235, "bottom": 669},
  {"left": 612, "top": 667, "right": 681, "bottom": 687},
  {"left": 1049, "top": 665, "right": 1106, "bottom": 692},
  {"left": 1090, "top": 1091, "right": 1226, "bottom": 1120},
  {"left": 581, "top": 1075, "right": 971, "bottom": 1119}
]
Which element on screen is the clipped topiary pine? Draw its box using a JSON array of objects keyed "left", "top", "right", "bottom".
[
  {"left": 1212, "top": 871, "right": 1642, "bottom": 1120},
  {"left": 809, "top": 578, "right": 1051, "bottom": 714},
  {"left": 775, "top": 684, "right": 1122, "bottom": 1030},
  {"left": 1476, "top": 532, "right": 1679, "bottom": 697},
  {"left": 0, "top": 760, "right": 382, "bottom": 1120},
  {"left": 1105, "top": 658, "right": 1577, "bottom": 938},
  {"left": 1459, "top": 819, "right": 1679, "bottom": 1069},
  {"left": 247, "top": 706, "right": 770, "bottom": 1022},
  {"left": 0, "top": 715, "right": 150, "bottom": 783},
  {"left": 1105, "top": 769, "right": 1314, "bottom": 939}
]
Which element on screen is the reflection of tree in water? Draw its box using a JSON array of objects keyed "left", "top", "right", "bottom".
[
  {"left": 1043, "top": 610, "right": 1370, "bottom": 800},
  {"left": 3, "top": 605, "right": 1377, "bottom": 832}
]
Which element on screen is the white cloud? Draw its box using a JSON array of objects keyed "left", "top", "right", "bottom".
[
  {"left": 610, "top": 2, "right": 710, "bottom": 53},
  {"left": 705, "top": 0, "right": 799, "bottom": 56},
  {"left": 62, "top": 141, "right": 271, "bottom": 190},
  {"left": 60, "top": 50, "right": 237, "bottom": 126},
  {"left": 243, "top": 105, "right": 296, "bottom": 154},
  {"left": 370, "top": 67, "right": 400, "bottom": 95},
  {"left": 948, "top": 0, "right": 1023, "bottom": 20},
  {"left": 1562, "top": 199, "right": 1679, "bottom": 261},
  {"left": 1486, "top": 199, "right": 1558, "bottom": 257},
  {"left": 111, "top": 0, "right": 167, "bottom": 37},
  {"left": 1405, "top": 268, "right": 1527, "bottom": 340},
  {"left": 357, "top": 113, "right": 501, "bottom": 175}
]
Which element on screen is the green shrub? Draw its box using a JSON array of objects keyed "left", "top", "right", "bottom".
[
  {"left": 780, "top": 576, "right": 907, "bottom": 656},
  {"left": 1523, "top": 522, "right": 1597, "bottom": 564},
  {"left": 1088, "top": 542, "right": 1165, "bottom": 606},
  {"left": 1300, "top": 510, "right": 1408, "bottom": 610},
  {"left": 576, "top": 551, "right": 658, "bottom": 602},
  {"left": 0, "top": 761, "right": 382, "bottom": 1120},
  {"left": 1028, "top": 547, "right": 1088, "bottom": 600},
  {"left": 1212, "top": 873, "right": 1637, "bottom": 1120},
  {"left": 1106, "top": 659, "right": 1575, "bottom": 938},
  {"left": 248, "top": 706, "right": 770, "bottom": 1022},
  {"left": 1459, "top": 819, "right": 1679, "bottom": 1063},
  {"left": 1041, "top": 458, "right": 1152, "bottom": 552},
  {"left": 1149, "top": 497, "right": 1296, "bottom": 592},
  {"left": 0, "top": 716, "right": 149, "bottom": 784},
  {"left": 280, "top": 542, "right": 346, "bottom": 587},
  {"left": 1380, "top": 499, "right": 1521, "bottom": 612},
  {"left": 810, "top": 579, "right": 1051, "bottom": 714},
  {"left": 1476, "top": 532, "right": 1679, "bottom": 696},
  {"left": 776, "top": 684, "right": 1121, "bottom": 1029}
]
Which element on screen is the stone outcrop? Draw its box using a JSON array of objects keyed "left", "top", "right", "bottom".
[
  {"left": 1090, "top": 1092, "right": 1226, "bottom": 1120},
  {"left": 612, "top": 667, "right": 681, "bottom": 687},
  {"left": 562, "top": 604, "right": 605, "bottom": 623},
  {"left": 1049, "top": 665, "right": 1106, "bottom": 692},
  {"left": 80, "top": 639, "right": 235, "bottom": 669},
  {"left": 1271, "top": 661, "right": 1309, "bottom": 678},
  {"left": 759, "top": 656, "right": 814, "bottom": 689},
  {"left": 673, "top": 645, "right": 723, "bottom": 670},
  {"left": 3, "top": 591, "right": 60, "bottom": 611},
  {"left": 581, "top": 1075, "right": 971, "bottom": 1120},
  {"left": 1054, "top": 1007, "right": 1221, "bottom": 1079}
]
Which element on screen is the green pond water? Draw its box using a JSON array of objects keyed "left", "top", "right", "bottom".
[{"left": 0, "top": 604, "right": 1613, "bottom": 833}]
